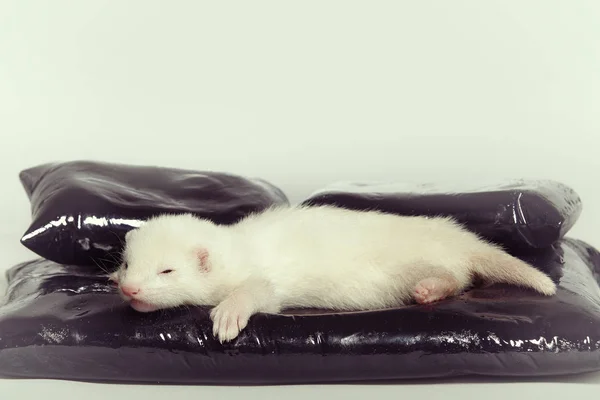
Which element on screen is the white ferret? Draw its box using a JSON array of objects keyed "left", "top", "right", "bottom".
[{"left": 111, "top": 205, "right": 557, "bottom": 342}]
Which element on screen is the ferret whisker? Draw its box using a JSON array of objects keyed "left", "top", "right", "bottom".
[
  {"left": 102, "top": 253, "right": 121, "bottom": 265},
  {"left": 108, "top": 230, "right": 125, "bottom": 248},
  {"left": 97, "top": 258, "right": 118, "bottom": 271},
  {"left": 91, "top": 259, "right": 110, "bottom": 276},
  {"left": 101, "top": 251, "right": 123, "bottom": 265}
]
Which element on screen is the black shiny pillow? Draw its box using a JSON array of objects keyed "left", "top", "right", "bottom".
[
  {"left": 1, "top": 238, "right": 599, "bottom": 384},
  {"left": 301, "top": 181, "right": 582, "bottom": 250},
  {"left": 19, "top": 161, "right": 289, "bottom": 266}
]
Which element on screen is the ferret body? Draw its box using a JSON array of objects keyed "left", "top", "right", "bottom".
[{"left": 112, "top": 205, "right": 557, "bottom": 342}]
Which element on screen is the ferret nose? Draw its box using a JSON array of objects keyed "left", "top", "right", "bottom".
[{"left": 120, "top": 285, "right": 140, "bottom": 297}]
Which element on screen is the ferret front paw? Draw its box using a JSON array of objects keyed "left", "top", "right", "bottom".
[{"left": 209, "top": 298, "right": 253, "bottom": 343}]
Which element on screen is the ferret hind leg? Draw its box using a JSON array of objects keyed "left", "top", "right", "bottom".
[{"left": 400, "top": 263, "right": 464, "bottom": 305}]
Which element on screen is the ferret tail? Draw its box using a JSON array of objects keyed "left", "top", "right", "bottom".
[{"left": 470, "top": 249, "right": 557, "bottom": 295}]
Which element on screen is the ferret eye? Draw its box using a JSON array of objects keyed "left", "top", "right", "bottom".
[
  {"left": 123, "top": 262, "right": 128, "bottom": 270},
  {"left": 160, "top": 269, "right": 174, "bottom": 274}
]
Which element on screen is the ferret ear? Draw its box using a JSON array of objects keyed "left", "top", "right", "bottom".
[{"left": 196, "top": 247, "right": 210, "bottom": 273}]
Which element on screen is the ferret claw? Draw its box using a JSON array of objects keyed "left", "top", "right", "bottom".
[{"left": 210, "top": 298, "right": 252, "bottom": 342}]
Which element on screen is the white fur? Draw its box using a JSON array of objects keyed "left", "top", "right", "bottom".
[{"left": 113, "top": 205, "right": 557, "bottom": 342}]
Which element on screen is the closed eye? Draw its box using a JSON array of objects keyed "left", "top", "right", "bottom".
[{"left": 160, "top": 269, "right": 174, "bottom": 274}]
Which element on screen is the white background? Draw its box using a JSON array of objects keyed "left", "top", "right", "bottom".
[{"left": 1, "top": 0, "right": 600, "bottom": 398}]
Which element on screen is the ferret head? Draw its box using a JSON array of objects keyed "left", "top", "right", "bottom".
[{"left": 109, "top": 214, "right": 220, "bottom": 313}]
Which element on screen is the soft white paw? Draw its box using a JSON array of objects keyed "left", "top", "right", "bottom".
[
  {"left": 209, "top": 298, "right": 253, "bottom": 343},
  {"left": 413, "top": 277, "right": 454, "bottom": 305}
]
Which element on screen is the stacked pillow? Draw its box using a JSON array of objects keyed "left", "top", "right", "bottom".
[
  {"left": 1, "top": 160, "right": 600, "bottom": 384},
  {"left": 18, "top": 161, "right": 289, "bottom": 266}
]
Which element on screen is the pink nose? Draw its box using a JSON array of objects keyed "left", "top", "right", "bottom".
[{"left": 120, "top": 285, "right": 140, "bottom": 297}]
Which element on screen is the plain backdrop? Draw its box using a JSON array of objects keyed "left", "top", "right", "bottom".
[{"left": 1, "top": 0, "right": 599, "bottom": 398}]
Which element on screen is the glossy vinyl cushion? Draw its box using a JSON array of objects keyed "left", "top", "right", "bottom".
[
  {"left": 19, "top": 161, "right": 289, "bottom": 266},
  {"left": 1, "top": 238, "right": 600, "bottom": 384},
  {"left": 301, "top": 180, "right": 582, "bottom": 250}
]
